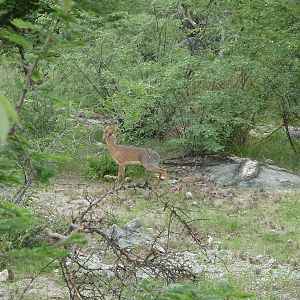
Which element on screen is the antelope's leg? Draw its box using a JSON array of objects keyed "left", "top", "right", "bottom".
[
  {"left": 118, "top": 164, "right": 125, "bottom": 183},
  {"left": 156, "top": 172, "right": 162, "bottom": 187}
]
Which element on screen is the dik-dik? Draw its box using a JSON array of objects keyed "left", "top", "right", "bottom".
[{"left": 103, "top": 126, "right": 166, "bottom": 185}]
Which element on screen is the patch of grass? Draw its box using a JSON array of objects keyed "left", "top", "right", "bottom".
[
  {"left": 226, "top": 269, "right": 300, "bottom": 300},
  {"left": 126, "top": 165, "right": 146, "bottom": 178},
  {"left": 187, "top": 205, "right": 254, "bottom": 236},
  {"left": 108, "top": 188, "right": 298, "bottom": 264},
  {"left": 262, "top": 232, "right": 283, "bottom": 243},
  {"left": 278, "top": 196, "right": 300, "bottom": 224},
  {"left": 128, "top": 277, "right": 255, "bottom": 299},
  {"left": 121, "top": 197, "right": 166, "bottom": 228},
  {"left": 106, "top": 211, "right": 123, "bottom": 226},
  {"left": 177, "top": 191, "right": 300, "bottom": 263},
  {"left": 210, "top": 213, "right": 250, "bottom": 233},
  {"left": 230, "top": 130, "right": 300, "bottom": 173},
  {"left": 111, "top": 185, "right": 300, "bottom": 265}
]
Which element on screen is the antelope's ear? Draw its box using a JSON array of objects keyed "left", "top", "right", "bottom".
[
  {"left": 110, "top": 130, "right": 117, "bottom": 138},
  {"left": 103, "top": 126, "right": 110, "bottom": 134}
]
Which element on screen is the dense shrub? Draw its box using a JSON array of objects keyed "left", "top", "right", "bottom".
[{"left": 86, "top": 152, "right": 118, "bottom": 179}]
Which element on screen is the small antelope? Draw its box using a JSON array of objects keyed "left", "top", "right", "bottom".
[{"left": 103, "top": 126, "right": 166, "bottom": 185}]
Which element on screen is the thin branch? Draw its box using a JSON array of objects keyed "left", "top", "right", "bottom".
[
  {"left": 254, "top": 124, "right": 284, "bottom": 145},
  {"left": 153, "top": 6, "right": 162, "bottom": 55},
  {"left": 17, "top": 45, "right": 29, "bottom": 77},
  {"left": 72, "top": 61, "right": 107, "bottom": 102},
  {"left": 60, "top": 260, "right": 73, "bottom": 300},
  {"left": 12, "top": 174, "right": 35, "bottom": 203},
  {"left": 281, "top": 96, "right": 297, "bottom": 154},
  {"left": 16, "top": 18, "right": 60, "bottom": 114},
  {"left": 19, "top": 258, "right": 57, "bottom": 300},
  {"left": 74, "top": 185, "right": 124, "bottom": 223},
  {"left": 62, "top": 259, "right": 83, "bottom": 300},
  {"left": 27, "top": 181, "right": 213, "bottom": 298},
  {"left": 9, "top": 18, "right": 60, "bottom": 136}
]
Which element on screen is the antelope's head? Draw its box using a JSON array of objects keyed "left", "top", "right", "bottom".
[{"left": 103, "top": 126, "right": 117, "bottom": 143}]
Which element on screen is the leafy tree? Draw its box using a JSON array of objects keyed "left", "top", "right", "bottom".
[
  {"left": 0, "top": 0, "right": 47, "bottom": 27},
  {"left": 1, "top": 0, "right": 299, "bottom": 192}
]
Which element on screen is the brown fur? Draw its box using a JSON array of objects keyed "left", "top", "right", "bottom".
[{"left": 103, "top": 126, "right": 166, "bottom": 185}]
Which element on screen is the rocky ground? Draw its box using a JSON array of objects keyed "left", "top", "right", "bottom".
[{"left": 0, "top": 158, "right": 300, "bottom": 299}]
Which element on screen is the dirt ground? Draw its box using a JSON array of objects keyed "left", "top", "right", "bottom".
[{"left": 1, "top": 164, "right": 299, "bottom": 300}]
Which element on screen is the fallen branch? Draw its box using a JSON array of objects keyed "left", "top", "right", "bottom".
[{"left": 43, "top": 228, "right": 68, "bottom": 241}]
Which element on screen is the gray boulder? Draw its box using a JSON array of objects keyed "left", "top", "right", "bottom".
[
  {"left": 108, "top": 218, "right": 151, "bottom": 249},
  {"left": 199, "top": 156, "right": 300, "bottom": 190}
]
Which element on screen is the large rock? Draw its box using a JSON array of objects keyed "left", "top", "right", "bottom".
[
  {"left": 165, "top": 155, "right": 300, "bottom": 191},
  {"left": 199, "top": 156, "right": 300, "bottom": 190},
  {"left": 71, "top": 253, "right": 114, "bottom": 278},
  {"left": 108, "top": 218, "right": 152, "bottom": 249}
]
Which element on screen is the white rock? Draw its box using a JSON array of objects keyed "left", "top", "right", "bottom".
[
  {"left": 125, "top": 177, "right": 132, "bottom": 182},
  {"left": 264, "top": 159, "right": 275, "bottom": 165},
  {"left": 185, "top": 192, "right": 193, "bottom": 199},
  {"left": 152, "top": 244, "right": 166, "bottom": 254},
  {"left": 168, "top": 179, "right": 178, "bottom": 185},
  {"left": 237, "top": 160, "right": 260, "bottom": 180},
  {"left": 0, "top": 269, "right": 13, "bottom": 282},
  {"left": 255, "top": 255, "right": 264, "bottom": 263},
  {"left": 103, "top": 175, "right": 117, "bottom": 181}
]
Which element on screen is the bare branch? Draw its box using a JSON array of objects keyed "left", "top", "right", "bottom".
[
  {"left": 72, "top": 61, "right": 107, "bottom": 102},
  {"left": 16, "top": 18, "right": 60, "bottom": 116}
]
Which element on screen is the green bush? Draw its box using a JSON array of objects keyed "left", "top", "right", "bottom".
[
  {"left": 86, "top": 152, "right": 118, "bottom": 179},
  {"left": 126, "top": 165, "right": 146, "bottom": 178},
  {"left": 85, "top": 151, "right": 146, "bottom": 180},
  {"left": 0, "top": 201, "right": 80, "bottom": 272}
]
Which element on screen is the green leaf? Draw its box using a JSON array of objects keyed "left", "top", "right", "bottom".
[
  {"left": 0, "top": 103, "right": 9, "bottom": 142},
  {"left": 29, "top": 151, "right": 70, "bottom": 162},
  {"left": 0, "top": 94, "right": 19, "bottom": 142},
  {"left": 1, "top": 29, "right": 32, "bottom": 49},
  {"left": 31, "top": 71, "right": 41, "bottom": 81},
  {"left": 57, "top": 232, "right": 88, "bottom": 246},
  {"left": 10, "top": 246, "right": 69, "bottom": 259},
  {"left": 46, "top": 153, "right": 71, "bottom": 162},
  {"left": 0, "top": 201, "right": 36, "bottom": 232},
  {"left": 10, "top": 18, "right": 41, "bottom": 30},
  {"left": 0, "top": 94, "right": 18, "bottom": 122},
  {"left": 62, "top": 0, "right": 73, "bottom": 12},
  {"left": 51, "top": 40, "right": 85, "bottom": 50}
]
